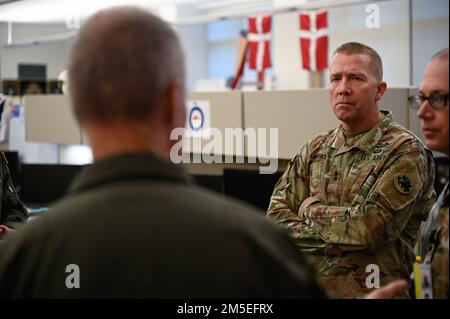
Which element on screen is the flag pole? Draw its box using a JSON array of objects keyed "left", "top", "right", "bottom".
[
  {"left": 310, "top": 70, "right": 324, "bottom": 88},
  {"left": 257, "top": 70, "right": 265, "bottom": 90},
  {"left": 231, "top": 30, "right": 249, "bottom": 90}
]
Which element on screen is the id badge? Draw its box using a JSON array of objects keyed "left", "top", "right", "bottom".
[{"left": 413, "top": 262, "right": 433, "bottom": 299}]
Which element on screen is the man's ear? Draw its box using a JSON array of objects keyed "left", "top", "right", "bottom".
[{"left": 375, "top": 81, "right": 387, "bottom": 102}]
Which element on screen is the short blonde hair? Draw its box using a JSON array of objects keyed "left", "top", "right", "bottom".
[{"left": 333, "top": 42, "right": 383, "bottom": 81}]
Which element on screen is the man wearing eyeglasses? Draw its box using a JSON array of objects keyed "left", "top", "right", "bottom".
[
  {"left": 410, "top": 48, "right": 448, "bottom": 299},
  {"left": 268, "top": 42, "right": 436, "bottom": 298}
]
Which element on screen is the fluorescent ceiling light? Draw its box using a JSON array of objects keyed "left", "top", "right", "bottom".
[
  {"left": 0, "top": 0, "right": 208, "bottom": 23},
  {"left": 5, "top": 30, "right": 76, "bottom": 48},
  {"left": 0, "top": 0, "right": 374, "bottom": 24},
  {"left": 196, "top": 0, "right": 271, "bottom": 11}
]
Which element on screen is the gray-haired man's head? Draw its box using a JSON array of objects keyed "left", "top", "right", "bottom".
[{"left": 68, "top": 7, "right": 185, "bottom": 124}]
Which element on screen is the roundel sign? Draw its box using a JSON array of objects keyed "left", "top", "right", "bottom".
[
  {"left": 185, "top": 100, "right": 211, "bottom": 138},
  {"left": 189, "top": 105, "right": 204, "bottom": 131}
]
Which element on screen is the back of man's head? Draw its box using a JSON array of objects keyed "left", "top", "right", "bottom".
[
  {"left": 68, "top": 7, "right": 185, "bottom": 124},
  {"left": 431, "top": 47, "right": 449, "bottom": 65},
  {"left": 333, "top": 42, "right": 383, "bottom": 81},
  {"left": 423, "top": 47, "right": 449, "bottom": 89}
]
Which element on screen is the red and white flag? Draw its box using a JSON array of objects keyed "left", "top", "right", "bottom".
[
  {"left": 299, "top": 10, "right": 329, "bottom": 71},
  {"left": 247, "top": 15, "right": 272, "bottom": 72}
]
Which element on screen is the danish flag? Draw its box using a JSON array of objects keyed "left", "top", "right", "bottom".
[
  {"left": 299, "top": 10, "right": 329, "bottom": 71},
  {"left": 247, "top": 15, "right": 272, "bottom": 72}
]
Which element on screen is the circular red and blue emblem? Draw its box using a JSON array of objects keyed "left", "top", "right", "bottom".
[{"left": 189, "top": 105, "right": 204, "bottom": 131}]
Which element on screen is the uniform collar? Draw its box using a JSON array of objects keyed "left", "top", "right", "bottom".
[
  {"left": 327, "top": 110, "right": 394, "bottom": 155},
  {"left": 68, "top": 152, "right": 192, "bottom": 195}
]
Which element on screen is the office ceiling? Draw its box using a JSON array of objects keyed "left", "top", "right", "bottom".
[
  {"left": 0, "top": 0, "right": 372, "bottom": 24},
  {"left": 0, "top": 0, "right": 21, "bottom": 4}
]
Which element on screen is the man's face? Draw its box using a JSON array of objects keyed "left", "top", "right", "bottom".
[
  {"left": 418, "top": 58, "right": 449, "bottom": 155},
  {"left": 329, "top": 53, "right": 385, "bottom": 132}
]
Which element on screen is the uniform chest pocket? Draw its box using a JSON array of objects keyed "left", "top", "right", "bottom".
[
  {"left": 344, "top": 164, "right": 375, "bottom": 204},
  {"left": 309, "top": 159, "right": 325, "bottom": 197}
]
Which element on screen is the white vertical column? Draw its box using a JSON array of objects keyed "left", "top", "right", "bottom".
[
  {"left": 273, "top": 0, "right": 309, "bottom": 89},
  {"left": 170, "top": 4, "right": 208, "bottom": 92}
]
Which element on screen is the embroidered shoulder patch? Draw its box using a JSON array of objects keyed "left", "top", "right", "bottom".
[{"left": 394, "top": 174, "right": 413, "bottom": 194}]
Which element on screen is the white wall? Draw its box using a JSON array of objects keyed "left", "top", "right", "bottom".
[
  {"left": 1, "top": 0, "right": 448, "bottom": 91},
  {"left": 177, "top": 24, "right": 208, "bottom": 92},
  {"left": 0, "top": 19, "right": 208, "bottom": 92},
  {"left": 272, "top": 10, "right": 310, "bottom": 89},
  {"left": 329, "top": 0, "right": 410, "bottom": 87},
  {"left": 412, "top": 0, "right": 449, "bottom": 85},
  {"left": 273, "top": 0, "right": 411, "bottom": 89},
  {"left": 0, "top": 22, "right": 71, "bottom": 81},
  {"left": 175, "top": 4, "right": 208, "bottom": 92},
  {"left": 272, "top": 0, "right": 448, "bottom": 89},
  {"left": 0, "top": 7, "right": 208, "bottom": 164}
]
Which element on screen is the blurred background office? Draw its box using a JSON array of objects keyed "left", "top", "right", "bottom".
[{"left": 0, "top": 0, "right": 448, "bottom": 213}]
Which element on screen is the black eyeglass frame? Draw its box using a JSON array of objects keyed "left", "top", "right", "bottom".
[{"left": 408, "top": 94, "right": 449, "bottom": 110}]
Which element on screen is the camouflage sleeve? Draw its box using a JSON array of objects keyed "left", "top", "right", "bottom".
[
  {"left": 298, "top": 149, "right": 435, "bottom": 252},
  {"left": 267, "top": 144, "right": 318, "bottom": 246},
  {"left": 1, "top": 157, "right": 28, "bottom": 229},
  {"left": 431, "top": 205, "right": 449, "bottom": 299}
]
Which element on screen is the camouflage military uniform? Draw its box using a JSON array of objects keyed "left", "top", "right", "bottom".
[
  {"left": 417, "top": 183, "right": 448, "bottom": 298},
  {"left": 0, "top": 152, "right": 28, "bottom": 231},
  {"left": 267, "top": 111, "right": 435, "bottom": 298}
]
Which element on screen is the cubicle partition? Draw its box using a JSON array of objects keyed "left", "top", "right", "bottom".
[
  {"left": 185, "top": 91, "right": 243, "bottom": 157},
  {"left": 243, "top": 89, "right": 339, "bottom": 160},
  {"left": 23, "top": 95, "right": 81, "bottom": 145},
  {"left": 243, "top": 88, "right": 414, "bottom": 160},
  {"left": 18, "top": 89, "right": 427, "bottom": 209},
  {"left": 22, "top": 89, "right": 418, "bottom": 159}
]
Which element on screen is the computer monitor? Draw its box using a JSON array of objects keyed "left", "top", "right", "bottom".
[
  {"left": 223, "top": 168, "right": 283, "bottom": 212},
  {"left": 19, "top": 164, "right": 85, "bottom": 207}
]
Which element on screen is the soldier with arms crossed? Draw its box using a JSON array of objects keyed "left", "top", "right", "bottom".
[{"left": 268, "top": 42, "right": 436, "bottom": 298}]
